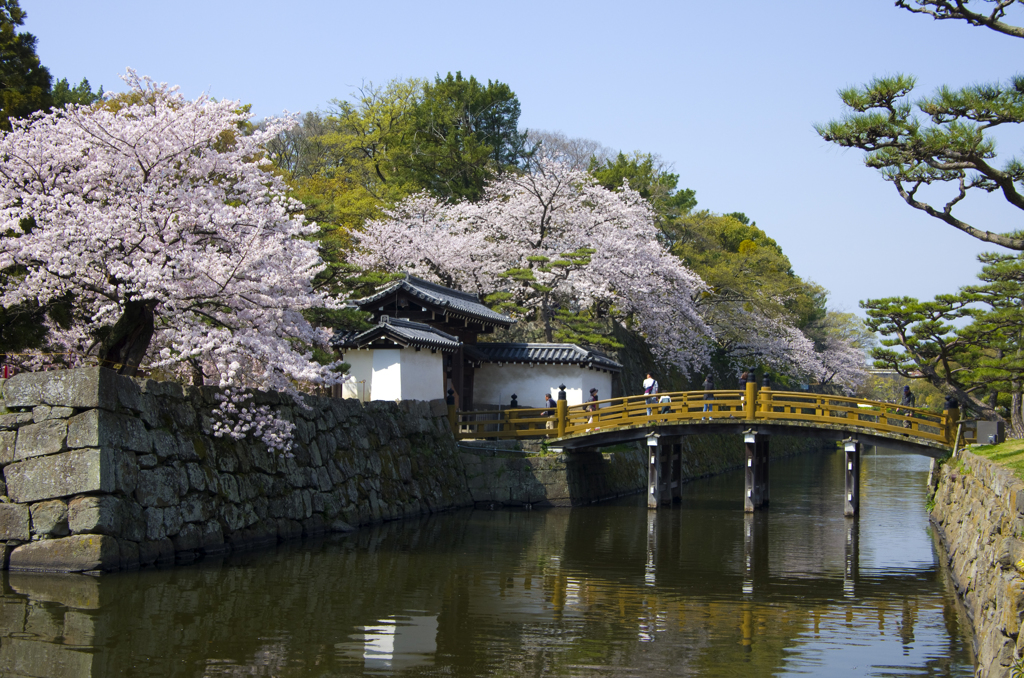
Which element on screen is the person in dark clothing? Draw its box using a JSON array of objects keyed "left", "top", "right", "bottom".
[
  {"left": 543, "top": 393, "right": 555, "bottom": 429},
  {"left": 901, "top": 385, "right": 916, "bottom": 428},
  {"left": 703, "top": 375, "right": 714, "bottom": 416},
  {"left": 587, "top": 387, "right": 600, "bottom": 427}
]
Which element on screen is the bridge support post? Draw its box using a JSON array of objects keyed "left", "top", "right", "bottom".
[
  {"left": 647, "top": 434, "right": 678, "bottom": 508},
  {"left": 744, "top": 430, "right": 769, "bottom": 512},
  {"left": 647, "top": 434, "right": 661, "bottom": 509},
  {"left": 844, "top": 438, "right": 860, "bottom": 517}
]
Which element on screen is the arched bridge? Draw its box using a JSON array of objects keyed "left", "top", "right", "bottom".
[{"left": 450, "top": 383, "right": 960, "bottom": 515}]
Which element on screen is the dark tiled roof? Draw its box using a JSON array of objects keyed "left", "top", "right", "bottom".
[
  {"left": 332, "top": 317, "right": 462, "bottom": 352},
  {"left": 354, "top": 274, "right": 513, "bottom": 327},
  {"left": 473, "top": 343, "right": 622, "bottom": 372}
]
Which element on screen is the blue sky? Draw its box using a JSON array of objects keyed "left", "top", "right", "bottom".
[{"left": 22, "top": 0, "right": 1024, "bottom": 315}]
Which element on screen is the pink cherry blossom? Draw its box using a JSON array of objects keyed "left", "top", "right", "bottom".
[
  {"left": 0, "top": 70, "right": 343, "bottom": 394},
  {"left": 354, "top": 152, "right": 713, "bottom": 374}
]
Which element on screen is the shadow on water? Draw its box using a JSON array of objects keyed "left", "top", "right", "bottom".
[{"left": 0, "top": 448, "right": 974, "bottom": 677}]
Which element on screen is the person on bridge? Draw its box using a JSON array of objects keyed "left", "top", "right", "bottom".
[
  {"left": 643, "top": 373, "right": 658, "bottom": 416},
  {"left": 901, "top": 385, "right": 916, "bottom": 428},
  {"left": 543, "top": 393, "right": 555, "bottom": 430},
  {"left": 586, "top": 387, "right": 600, "bottom": 429},
  {"left": 703, "top": 375, "right": 714, "bottom": 418}
]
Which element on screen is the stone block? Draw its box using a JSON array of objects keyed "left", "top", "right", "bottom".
[
  {"left": 30, "top": 499, "right": 69, "bottom": 537},
  {"left": 0, "top": 504, "right": 30, "bottom": 540},
  {"left": 5, "top": 448, "right": 115, "bottom": 503},
  {"left": 68, "top": 495, "right": 122, "bottom": 535},
  {"left": 114, "top": 449, "right": 139, "bottom": 495},
  {"left": 9, "top": 534, "right": 120, "bottom": 573},
  {"left": 117, "top": 539, "right": 140, "bottom": 570},
  {"left": 14, "top": 419, "right": 68, "bottom": 460},
  {"left": 173, "top": 523, "right": 202, "bottom": 552},
  {"left": 0, "top": 412, "right": 33, "bottom": 427},
  {"left": 67, "top": 408, "right": 151, "bottom": 453},
  {"left": 200, "top": 520, "right": 225, "bottom": 554},
  {"left": 1, "top": 367, "right": 123, "bottom": 410},
  {"left": 134, "top": 467, "right": 182, "bottom": 507},
  {"left": 0, "top": 431, "right": 14, "bottom": 465},
  {"left": 163, "top": 506, "right": 183, "bottom": 536}
]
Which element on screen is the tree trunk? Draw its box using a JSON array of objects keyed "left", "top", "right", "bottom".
[
  {"left": 189, "top": 359, "right": 204, "bottom": 386},
  {"left": 542, "top": 296, "right": 554, "bottom": 342},
  {"left": 1012, "top": 388, "right": 1024, "bottom": 439},
  {"left": 98, "top": 299, "right": 158, "bottom": 376}
]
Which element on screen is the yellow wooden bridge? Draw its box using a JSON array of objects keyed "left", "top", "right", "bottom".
[{"left": 449, "top": 382, "right": 963, "bottom": 515}]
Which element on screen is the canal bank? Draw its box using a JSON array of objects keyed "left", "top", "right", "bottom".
[
  {"left": 0, "top": 450, "right": 974, "bottom": 677},
  {"left": 0, "top": 367, "right": 836, "bottom": 574},
  {"left": 931, "top": 449, "right": 1024, "bottom": 678}
]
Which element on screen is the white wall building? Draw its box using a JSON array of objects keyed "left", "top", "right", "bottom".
[
  {"left": 471, "top": 344, "right": 620, "bottom": 408},
  {"left": 334, "top": 277, "right": 624, "bottom": 408},
  {"left": 335, "top": 317, "right": 460, "bottom": 403}
]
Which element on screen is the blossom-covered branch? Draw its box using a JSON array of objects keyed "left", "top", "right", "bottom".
[{"left": 0, "top": 69, "right": 343, "bottom": 393}]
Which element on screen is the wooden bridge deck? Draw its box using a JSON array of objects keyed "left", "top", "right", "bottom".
[{"left": 452, "top": 385, "right": 957, "bottom": 456}]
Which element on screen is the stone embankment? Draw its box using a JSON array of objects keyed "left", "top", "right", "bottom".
[
  {"left": 931, "top": 451, "right": 1024, "bottom": 678},
  {"left": 0, "top": 368, "right": 648, "bottom": 573}
]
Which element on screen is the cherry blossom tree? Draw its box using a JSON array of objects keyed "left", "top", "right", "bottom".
[
  {"left": 0, "top": 70, "right": 342, "bottom": 397},
  {"left": 354, "top": 152, "right": 713, "bottom": 374}
]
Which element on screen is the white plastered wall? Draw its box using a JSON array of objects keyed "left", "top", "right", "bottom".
[
  {"left": 342, "top": 348, "right": 445, "bottom": 402},
  {"left": 371, "top": 350, "right": 403, "bottom": 401},
  {"left": 399, "top": 349, "right": 445, "bottom": 401},
  {"left": 473, "top": 363, "right": 614, "bottom": 408},
  {"left": 342, "top": 351, "right": 373, "bottom": 402}
]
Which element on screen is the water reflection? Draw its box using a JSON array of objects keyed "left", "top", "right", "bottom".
[{"left": 0, "top": 449, "right": 973, "bottom": 677}]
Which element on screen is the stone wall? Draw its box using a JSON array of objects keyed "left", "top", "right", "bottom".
[
  {"left": 459, "top": 432, "right": 828, "bottom": 508},
  {"left": 931, "top": 451, "right": 1024, "bottom": 678},
  {"left": 459, "top": 443, "right": 646, "bottom": 507},
  {"left": 0, "top": 368, "right": 472, "bottom": 573}
]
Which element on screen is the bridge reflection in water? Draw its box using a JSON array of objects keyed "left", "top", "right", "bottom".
[
  {"left": 455, "top": 382, "right": 959, "bottom": 516},
  {"left": 0, "top": 451, "right": 972, "bottom": 676}
]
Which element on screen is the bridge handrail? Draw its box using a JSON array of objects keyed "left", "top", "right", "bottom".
[{"left": 450, "top": 388, "right": 956, "bottom": 446}]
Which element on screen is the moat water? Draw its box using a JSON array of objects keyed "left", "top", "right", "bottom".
[{"left": 0, "top": 448, "right": 973, "bottom": 677}]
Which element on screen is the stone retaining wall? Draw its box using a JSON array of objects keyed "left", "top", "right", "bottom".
[
  {"left": 0, "top": 368, "right": 473, "bottom": 573},
  {"left": 931, "top": 451, "right": 1024, "bottom": 678}
]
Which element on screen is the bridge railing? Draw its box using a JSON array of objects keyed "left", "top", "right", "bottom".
[
  {"left": 754, "top": 390, "right": 947, "bottom": 444},
  {"left": 451, "top": 388, "right": 955, "bottom": 446},
  {"left": 454, "top": 407, "right": 556, "bottom": 439}
]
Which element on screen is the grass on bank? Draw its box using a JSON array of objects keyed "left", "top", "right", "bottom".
[{"left": 967, "top": 438, "right": 1024, "bottom": 480}]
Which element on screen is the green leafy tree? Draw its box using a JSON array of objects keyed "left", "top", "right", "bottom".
[
  {"left": 589, "top": 152, "right": 696, "bottom": 220},
  {"left": 817, "top": 2, "right": 1024, "bottom": 250},
  {"left": 400, "top": 72, "right": 530, "bottom": 202},
  {"left": 0, "top": 0, "right": 51, "bottom": 131},
  {"left": 958, "top": 252, "right": 1024, "bottom": 434},
  {"left": 860, "top": 295, "right": 998, "bottom": 417},
  {"left": 51, "top": 77, "right": 103, "bottom": 108},
  {"left": 672, "top": 211, "right": 829, "bottom": 384}
]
